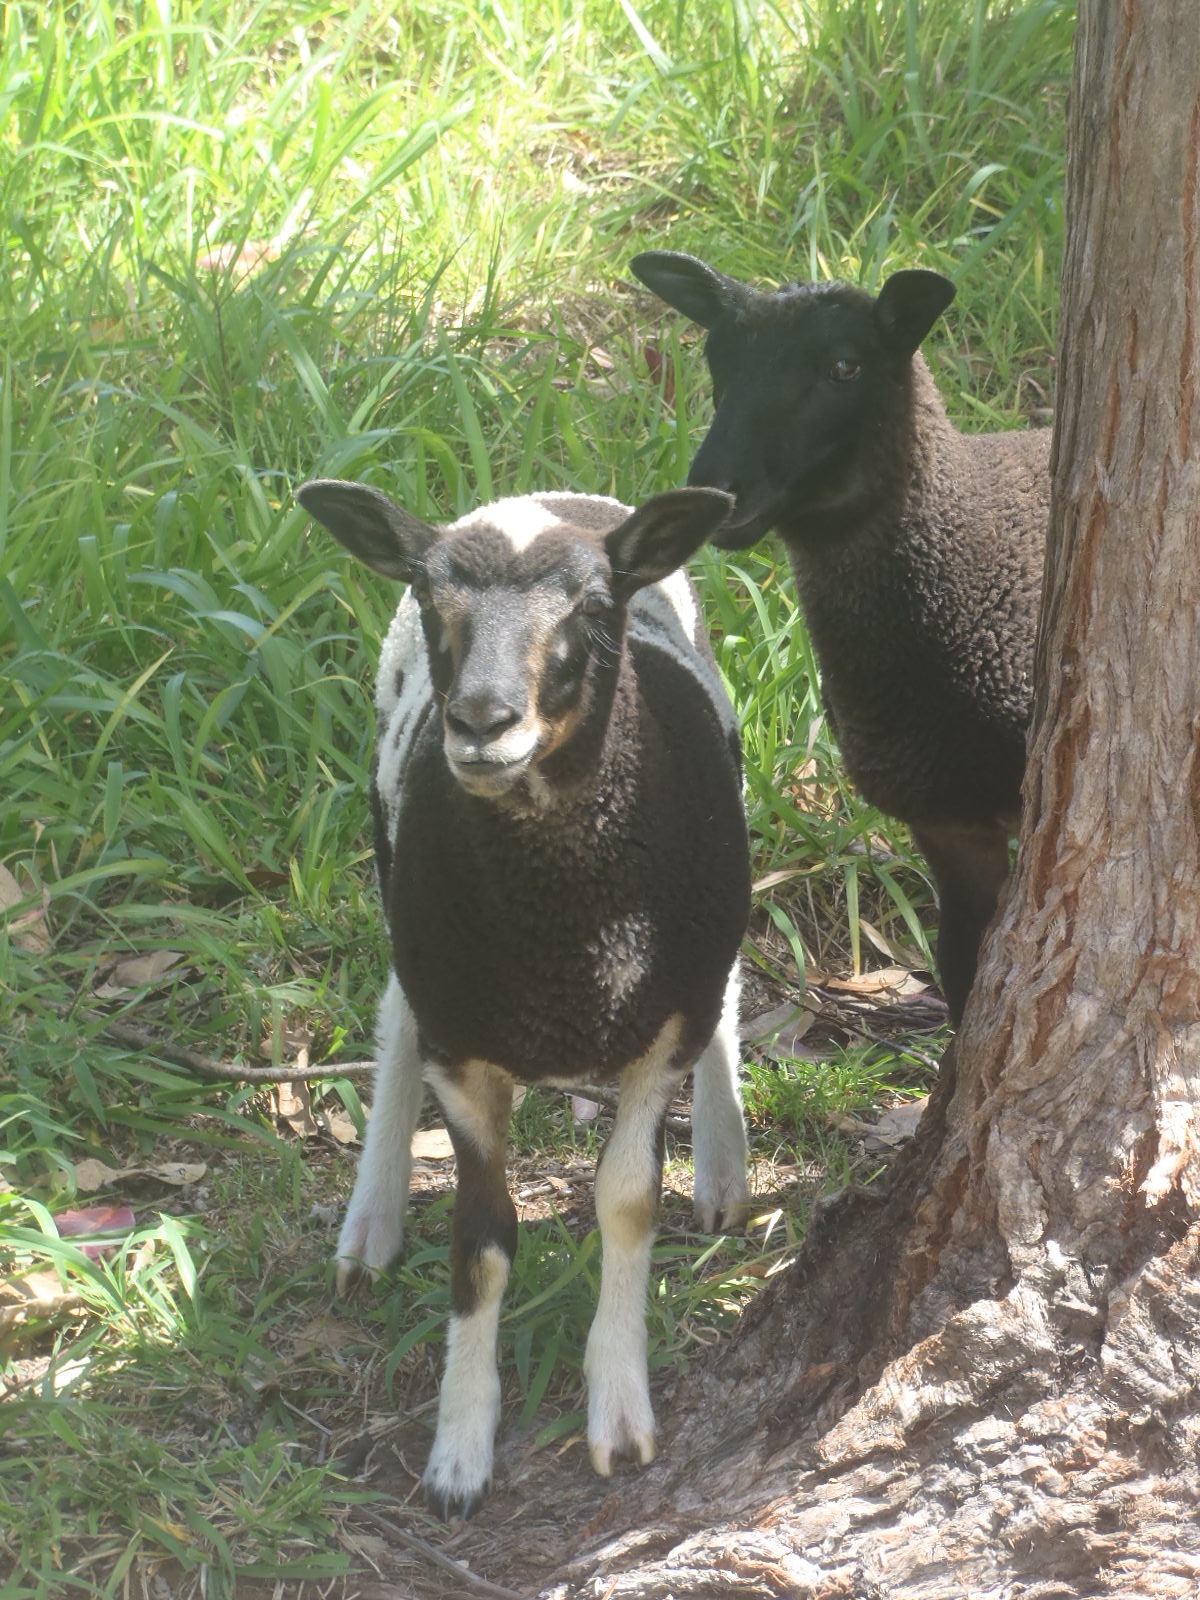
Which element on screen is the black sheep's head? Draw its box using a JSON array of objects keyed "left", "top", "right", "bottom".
[{"left": 631, "top": 251, "right": 956, "bottom": 548}]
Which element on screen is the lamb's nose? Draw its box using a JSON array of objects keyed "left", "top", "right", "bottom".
[{"left": 445, "top": 693, "right": 522, "bottom": 740}]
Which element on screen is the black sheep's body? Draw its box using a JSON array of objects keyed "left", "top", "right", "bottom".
[
  {"left": 788, "top": 365, "right": 1051, "bottom": 829},
  {"left": 629, "top": 249, "right": 1054, "bottom": 1022}
]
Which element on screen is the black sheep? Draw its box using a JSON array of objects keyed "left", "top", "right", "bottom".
[{"left": 631, "top": 251, "right": 1051, "bottom": 1023}]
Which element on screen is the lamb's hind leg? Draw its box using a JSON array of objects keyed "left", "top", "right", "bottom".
[
  {"left": 423, "top": 1061, "right": 516, "bottom": 1521},
  {"left": 585, "top": 1025, "right": 683, "bottom": 1476},
  {"left": 336, "top": 973, "right": 425, "bottom": 1291},
  {"left": 691, "top": 963, "right": 750, "bottom": 1233},
  {"left": 912, "top": 820, "right": 1013, "bottom": 1027}
]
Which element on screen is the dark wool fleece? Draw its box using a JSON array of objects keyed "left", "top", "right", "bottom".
[{"left": 783, "top": 357, "right": 1052, "bottom": 829}]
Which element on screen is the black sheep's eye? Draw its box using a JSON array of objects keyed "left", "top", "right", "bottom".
[
  {"left": 830, "top": 357, "right": 862, "bottom": 383},
  {"left": 581, "top": 593, "right": 611, "bottom": 619}
]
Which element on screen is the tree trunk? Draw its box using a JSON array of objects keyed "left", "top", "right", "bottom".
[{"left": 540, "top": 4, "right": 1200, "bottom": 1593}]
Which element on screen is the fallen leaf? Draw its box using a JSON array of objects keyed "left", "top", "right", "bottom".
[
  {"left": 0, "top": 863, "right": 51, "bottom": 954},
  {"left": 857, "top": 920, "right": 929, "bottom": 973},
  {"left": 825, "top": 966, "right": 929, "bottom": 998},
  {"left": 412, "top": 1127, "right": 454, "bottom": 1160},
  {"left": 571, "top": 1095, "right": 600, "bottom": 1123},
  {"left": 146, "top": 1161, "right": 206, "bottom": 1186},
  {"left": 0, "top": 1271, "right": 80, "bottom": 1331},
  {"left": 53, "top": 1204, "right": 137, "bottom": 1258},
  {"left": 275, "top": 1071, "right": 318, "bottom": 1138},
  {"left": 742, "top": 998, "right": 820, "bottom": 1058},
  {"left": 643, "top": 342, "right": 676, "bottom": 411},
  {"left": 73, "top": 1157, "right": 206, "bottom": 1192},
  {"left": 109, "top": 949, "right": 186, "bottom": 989},
  {"left": 73, "top": 1157, "right": 123, "bottom": 1193},
  {"left": 831, "top": 1096, "right": 928, "bottom": 1151},
  {"left": 322, "top": 1106, "right": 360, "bottom": 1145}
]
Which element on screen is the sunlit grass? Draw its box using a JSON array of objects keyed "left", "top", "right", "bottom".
[{"left": 1, "top": 0, "right": 1070, "bottom": 1590}]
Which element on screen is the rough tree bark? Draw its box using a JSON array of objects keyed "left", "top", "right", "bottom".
[{"left": 534, "top": 4, "right": 1200, "bottom": 1594}]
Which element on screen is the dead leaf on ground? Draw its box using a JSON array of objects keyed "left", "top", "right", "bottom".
[
  {"left": 831, "top": 1095, "right": 928, "bottom": 1151},
  {"left": 53, "top": 1203, "right": 137, "bottom": 1258},
  {"left": 275, "top": 1068, "right": 319, "bottom": 1138},
  {"left": 742, "top": 998, "right": 821, "bottom": 1058},
  {"left": 322, "top": 1106, "right": 360, "bottom": 1145},
  {"left": 857, "top": 919, "right": 928, "bottom": 971},
  {"left": 100, "top": 949, "right": 187, "bottom": 993},
  {"left": 412, "top": 1127, "right": 454, "bottom": 1160},
  {"left": 0, "top": 1272, "right": 81, "bottom": 1332},
  {"left": 0, "top": 862, "right": 51, "bottom": 954},
  {"left": 73, "top": 1157, "right": 207, "bottom": 1193},
  {"left": 643, "top": 342, "right": 676, "bottom": 410},
  {"left": 824, "top": 966, "right": 930, "bottom": 999}
]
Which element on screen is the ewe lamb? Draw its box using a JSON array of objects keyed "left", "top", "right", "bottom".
[
  {"left": 631, "top": 250, "right": 1051, "bottom": 1023},
  {"left": 298, "top": 479, "right": 751, "bottom": 1519}
]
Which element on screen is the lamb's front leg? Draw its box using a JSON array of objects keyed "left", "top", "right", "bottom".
[
  {"left": 336, "top": 974, "right": 424, "bottom": 1291},
  {"left": 585, "top": 1042, "right": 682, "bottom": 1476},
  {"left": 423, "top": 1061, "right": 516, "bottom": 1520}
]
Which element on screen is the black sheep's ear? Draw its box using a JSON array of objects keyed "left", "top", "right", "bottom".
[
  {"left": 630, "top": 251, "right": 749, "bottom": 330},
  {"left": 297, "top": 479, "right": 438, "bottom": 582},
  {"left": 605, "top": 488, "right": 733, "bottom": 596},
  {"left": 874, "top": 270, "right": 957, "bottom": 357}
]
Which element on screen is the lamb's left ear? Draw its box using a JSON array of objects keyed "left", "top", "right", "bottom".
[
  {"left": 297, "top": 479, "right": 438, "bottom": 582},
  {"left": 874, "top": 270, "right": 957, "bottom": 358},
  {"left": 605, "top": 488, "right": 734, "bottom": 596}
]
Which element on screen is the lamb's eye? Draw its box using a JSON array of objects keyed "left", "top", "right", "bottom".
[{"left": 830, "top": 357, "right": 862, "bottom": 383}]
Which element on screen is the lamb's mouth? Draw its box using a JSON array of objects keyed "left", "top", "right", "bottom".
[{"left": 445, "top": 738, "right": 541, "bottom": 796}]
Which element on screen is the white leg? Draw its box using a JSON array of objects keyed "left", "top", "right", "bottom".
[
  {"left": 336, "top": 974, "right": 424, "bottom": 1291},
  {"left": 423, "top": 1061, "right": 515, "bottom": 1520},
  {"left": 424, "top": 1242, "right": 510, "bottom": 1520},
  {"left": 691, "top": 963, "right": 751, "bottom": 1233},
  {"left": 585, "top": 1025, "right": 681, "bottom": 1477}
]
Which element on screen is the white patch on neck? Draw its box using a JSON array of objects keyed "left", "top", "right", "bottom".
[
  {"left": 451, "top": 496, "right": 561, "bottom": 552},
  {"left": 654, "top": 568, "right": 699, "bottom": 641}
]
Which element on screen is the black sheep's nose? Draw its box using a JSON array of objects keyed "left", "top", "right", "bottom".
[{"left": 445, "top": 693, "right": 522, "bottom": 740}]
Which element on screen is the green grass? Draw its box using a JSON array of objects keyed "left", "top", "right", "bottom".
[{"left": 1, "top": 0, "right": 1072, "bottom": 1592}]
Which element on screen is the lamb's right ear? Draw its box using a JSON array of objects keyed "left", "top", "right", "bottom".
[
  {"left": 297, "top": 480, "right": 437, "bottom": 581},
  {"left": 630, "top": 251, "right": 748, "bottom": 330},
  {"left": 874, "top": 270, "right": 957, "bottom": 357},
  {"left": 605, "top": 488, "right": 734, "bottom": 596}
]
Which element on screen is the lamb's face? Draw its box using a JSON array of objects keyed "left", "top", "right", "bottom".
[
  {"left": 299, "top": 479, "right": 733, "bottom": 804},
  {"left": 414, "top": 510, "right": 621, "bottom": 799}
]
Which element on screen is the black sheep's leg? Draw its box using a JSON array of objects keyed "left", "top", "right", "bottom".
[
  {"left": 422, "top": 1061, "right": 516, "bottom": 1520},
  {"left": 911, "top": 820, "right": 1014, "bottom": 1026}
]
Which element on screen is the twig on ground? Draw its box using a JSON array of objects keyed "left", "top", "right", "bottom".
[
  {"left": 356, "top": 1507, "right": 533, "bottom": 1600},
  {"left": 89, "top": 1015, "right": 374, "bottom": 1082}
]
